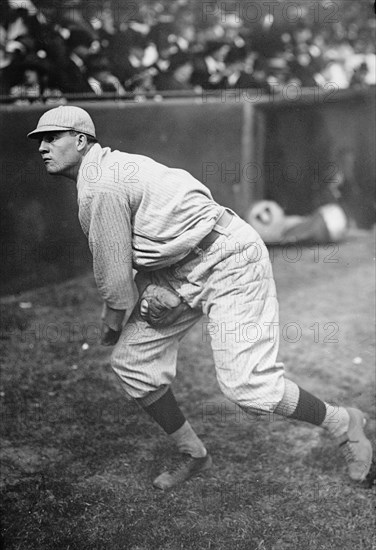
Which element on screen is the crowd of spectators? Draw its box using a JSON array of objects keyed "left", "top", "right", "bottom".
[{"left": 0, "top": 0, "right": 375, "bottom": 103}]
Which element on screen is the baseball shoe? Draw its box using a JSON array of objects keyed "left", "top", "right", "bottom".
[
  {"left": 153, "top": 453, "right": 212, "bottom": 490},
  {"left": 337, "top": 408, "right": 373, "bottom": 481}
]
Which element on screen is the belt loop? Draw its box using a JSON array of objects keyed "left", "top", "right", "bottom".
[{"left": 211, "top": 224, "right": 228, "bottom": 236}]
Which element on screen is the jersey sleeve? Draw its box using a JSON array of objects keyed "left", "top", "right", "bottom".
[{"left": 81, "top": 191, "right": 137, "bottom": 315}]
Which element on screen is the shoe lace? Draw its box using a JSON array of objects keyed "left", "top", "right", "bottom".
[
  {"left": 170, "top": 454, "right": 193, "bottom": 475},
  {"left": 340, "top": 439, "right": 360, "bottom": 462}
]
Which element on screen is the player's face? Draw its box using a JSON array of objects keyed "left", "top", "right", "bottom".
[{"left": 37, "top": 131, "right": 82, "bottom": 179}]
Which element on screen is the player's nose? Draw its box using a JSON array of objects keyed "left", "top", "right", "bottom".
[{"left": 38, "top": 140, "right": 49, "bottom": 153}]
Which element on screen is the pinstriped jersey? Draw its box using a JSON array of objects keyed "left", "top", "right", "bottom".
[{"left": 76, "top": 143, "right": 222, "bottom": 312}]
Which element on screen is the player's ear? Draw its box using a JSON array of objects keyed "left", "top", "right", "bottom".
[{"left": 76, "top": 133, "right": 88, "bottom": 152}]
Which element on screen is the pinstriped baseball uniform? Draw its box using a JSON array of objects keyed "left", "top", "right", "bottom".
[
  {"left": 77, "top": 144, "right": 222, "bottom": 313},
  {"left": 77, "top": 143, "right": 285, "bottom": 411}
]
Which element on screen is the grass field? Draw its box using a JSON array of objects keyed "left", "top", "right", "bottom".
[{"left": 1, "top": 229, "right": 375, "bottom": 550}]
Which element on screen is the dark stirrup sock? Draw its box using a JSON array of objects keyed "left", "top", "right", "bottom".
[
  {"left": 274, "top": 379, "right": 350, "bottom": 436},
  {"left": 289, "top": 387, "right": 327, "bottom": 426},
  {"left": 275, "top": 379, "right": 326, "bottom": 425},
  {"left": 140, "top": 387, "right": 186, "bottom": 435}
]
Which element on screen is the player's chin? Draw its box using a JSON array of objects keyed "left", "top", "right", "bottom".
[{"left": 45, "top": 163, "right": 62, "bottom": 175}]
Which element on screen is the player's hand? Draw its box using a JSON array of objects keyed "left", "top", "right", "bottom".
[
  {"left": 100, "top": 323, "right": 121, "bottom": 346},
  {"left": 138, "top": 284, "right": 190, "bottom": 327},
  {"left": 100, "top": 304, "right": 125, "bottom": 346}
]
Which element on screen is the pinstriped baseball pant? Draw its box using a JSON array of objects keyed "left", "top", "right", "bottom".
[{"left": 111, "top": 214, "right": 286, "bottom": 412}]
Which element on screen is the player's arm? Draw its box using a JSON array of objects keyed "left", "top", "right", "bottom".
[
  {"left": 82, "top": 191, "right": 137, "bottom": 345},
  {"left": 100, "top": 303, "right": 125, "bottom": 346}
]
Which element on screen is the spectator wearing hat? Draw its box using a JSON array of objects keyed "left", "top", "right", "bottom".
[
  {"left": 108, "top": 29, "right": 149, "bottom": 91},
  {"left": 0, "top": 3, "right": 42, "bottom": 95},
  {"left": 288, "top": 53, "right": 319, "bottom": 88},
  {"left": 145, "top": 25, "right": 191, "bottom": 93},
  {"left": 147, "top": 28, "right": 181, "bottom": 76},
  {"left": 220, "top": 46, "right": 263, "bottom": 90},
  {"left": 57, "top": 0, "right": 95, "bottom": 38},
  {"left": 350, "top": 62, "right": 369, "bottom": 88},
  {"left": 154, "top": 51, "right": 194, "bottom": 91},
  {"left": 58, "top": 28, "right": 94, "bottom": 94},
  {"left": 86, "top": 53, "right": 126, "bottom": 96},
  {"left": 0, "top": 45, "right": 21, "bottom": 95},
  {"left": 9, "top": 54, "right": 63, "bottom": 104},
  {"left": 191, "top": 40, "right": 230, "bottom": 89},
  {"left": 266, "top": 55, "right": 292, "bottom": 92}
]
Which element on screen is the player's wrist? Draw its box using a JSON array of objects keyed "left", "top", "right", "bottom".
[
  {"left": 101, "top": 303, "right": 126, "bottom": 331},
  {"left": 100, "top": 322, "right": 121, "bottom": 346}
]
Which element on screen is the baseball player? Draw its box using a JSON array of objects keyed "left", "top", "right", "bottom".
[{"left": 27, "top": 106, "right": 373, "bottom": 490}]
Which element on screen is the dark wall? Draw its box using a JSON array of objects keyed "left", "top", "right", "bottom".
[
  {"left": 1, "top": 90, "right": 375, "bottom": 295},
  {"left": 0, "top": 99, "right": 246, "bottom": 295},
  {"left": 259, "top": 88, "right": 375, "bottom": 226}
]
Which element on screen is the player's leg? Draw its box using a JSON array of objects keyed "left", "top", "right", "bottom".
[
  {"left": 111, "top": 305, "right": 211, "bottom": 488},
  {"left": 271, "top": 379, "right": 372, "bottom": 481},
  {"left": 140, "top": 387, "right": 212, "bottom": 489},
  {"left": 137, "top": 387, "right": 205, "bottom": 456},
  {"left": 205, "top": 216, "right": 372, "bottom": 481}
]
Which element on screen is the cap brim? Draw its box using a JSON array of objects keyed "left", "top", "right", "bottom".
[
  {"left": 27, "top": 125, "right": 96, "bottom": 139},
  {"left": 27, "top": 124, "right": 74, "bottom": 139}
]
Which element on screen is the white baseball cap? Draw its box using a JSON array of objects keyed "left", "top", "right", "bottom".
[{"left": 27, "top": 105, "right": 96, "bottom": 139}]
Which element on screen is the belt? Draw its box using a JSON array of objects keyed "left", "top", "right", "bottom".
[
  {"left": 176, "top": 209, "right": 234, "bottom": 266},
  {"left": 197, "top": 209, "right": 234, "bottom": 250}
]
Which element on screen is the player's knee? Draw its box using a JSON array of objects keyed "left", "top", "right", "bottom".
[
  {"left": 220, "top": 386, "right": 251, "bottom": 409},
  {"left": 110, "top": 357, "right": 144, "bottom": 399},
  {"left": 221, "top": 389, "right": 276, "bottom": 416},
  {"left": 220, "top": 379, "right": 284, "bottom": 414},
  {"left": 110, "top": 346, "right": 136, "bottom": 386},
  {"left": 110, "top": 346, "right": 170, "bottom": 401}
]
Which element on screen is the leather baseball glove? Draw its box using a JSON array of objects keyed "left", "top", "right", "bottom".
[{"left": 139, "top": 284, "right": 190, "bottom": 327}]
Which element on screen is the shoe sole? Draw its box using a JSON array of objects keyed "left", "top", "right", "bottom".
[
  {"left": 153, "top": 454, "right": 213, "bottom": 490},
  {"left": 346, "top": 408, "right": 373, "bottom": 481}
]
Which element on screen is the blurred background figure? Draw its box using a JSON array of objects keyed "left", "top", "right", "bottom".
[
  {"left": 108, "top": 28, "right": 148, "bottom": 91},
  {"left": 219, "top": 46, "right": 268, "bottom": 90},
  {"left": 0, "top": 0, "right": 374, "bottom": 100},
  {"left": 9, "top": 54, "right": 63, "bottom": 104},
  {"left": 247, "top": 201, "right": 349, "bottom": 245},
  {"left": 191, "top": 40, "right": 230, "bottom": 89},
  {"left": 86, "top": 53, "right": 126, "bottom": 96},
  {"left": 154, "top": 51, "right": 194, "bottom": 91},
  {"left": 58, "top": 28, "right": 95, "bottom": 94},
  {"left": 350, "top": 61, "right": 370, "bottom": 88}
]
